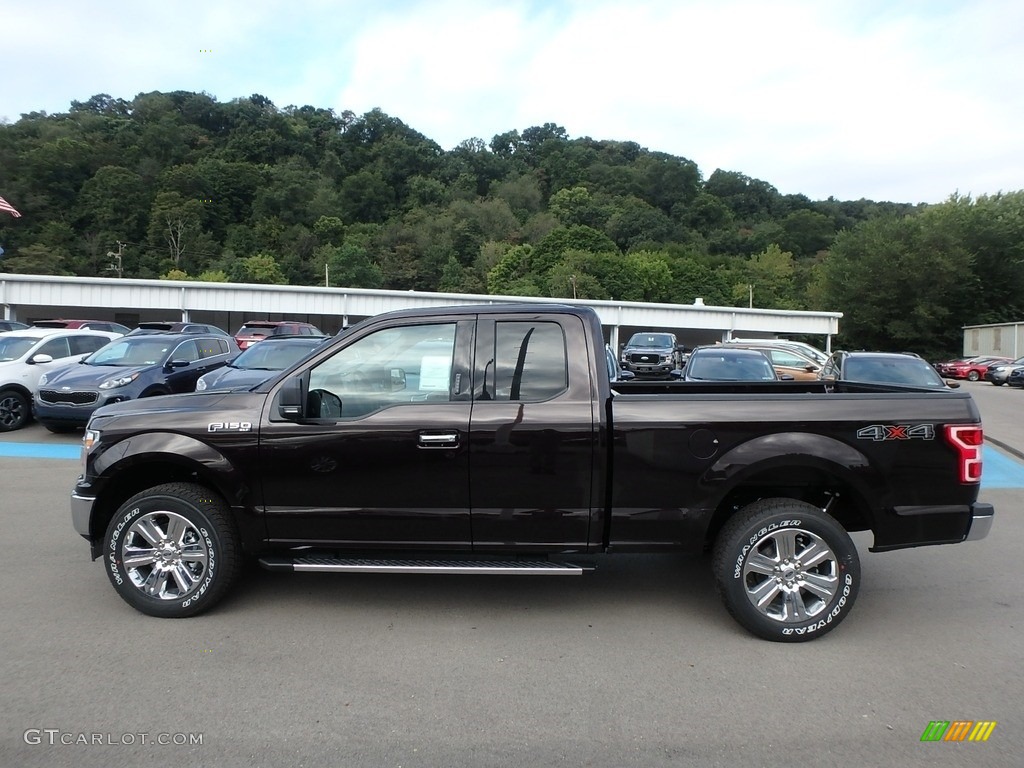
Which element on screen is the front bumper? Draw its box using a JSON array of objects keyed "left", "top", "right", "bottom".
[
  {"left": 71, "top": 490, "right": 95, "bottom": 539},
  {"left": 621, "top": 362, "right": 674, "bottom": 377}
]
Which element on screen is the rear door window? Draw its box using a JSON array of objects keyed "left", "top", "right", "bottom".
[{"left": 491, "top": 321, "right": 568, "bottom": 401}]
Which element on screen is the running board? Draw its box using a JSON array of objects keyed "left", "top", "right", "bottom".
[{"left": 259, "top": 556, "right": 590, "bottom": 576}]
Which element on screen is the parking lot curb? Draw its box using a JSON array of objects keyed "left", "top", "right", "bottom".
[{"left": 986, "top": 435, "right": 1024, "bottom": 462}]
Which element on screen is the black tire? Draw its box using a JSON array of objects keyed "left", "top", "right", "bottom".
[
  {"left": 967, "top": 371, "right": 980, "bottom": 381},
  {"left": 103, "top": 482, "right": 242, "bottom": 618},
  {"left": 44, "top": 423, "right": 79, "bottom": 434},
  {"left": 712, "top": 498, "right": 860, "bottom": 642},
  {"left": 0, "top": 389, "right": 31, "bottom": 432},
  {"left": 991, "top": 381, "right": 1003, "bottom": 386}
]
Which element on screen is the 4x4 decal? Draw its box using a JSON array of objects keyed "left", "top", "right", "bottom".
[{"left": 857, "top": 424, "right": 935, "bottom": 441}]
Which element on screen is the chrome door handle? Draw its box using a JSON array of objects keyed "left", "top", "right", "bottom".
[{"left": 418, "top": 432, "right": 459, "bottom": 448}]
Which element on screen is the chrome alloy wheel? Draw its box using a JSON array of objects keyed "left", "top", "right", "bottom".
[
  {"left": 741, "top": 527, "right": 839, "bottom": 623},
  {"left": 121, "top": 511, "right": 210, "bottom": 600}
]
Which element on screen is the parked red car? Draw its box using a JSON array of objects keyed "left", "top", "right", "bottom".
[
  {"left": 938, "top": 355, "right": 1012, "bottom": 381},
  {"left": 233, "top": 320, "right": 325, "bottom": 350},
  {"left": 33, "top": 318, "right": 131, "bottom": 334}
]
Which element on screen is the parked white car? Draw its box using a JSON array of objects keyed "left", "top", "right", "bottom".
[{"left": 0, "top": 328, "right": 123, "bottom": 431}]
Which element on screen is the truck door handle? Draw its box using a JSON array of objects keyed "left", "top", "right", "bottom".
[{"left": 418, "top": 431, "right": 459, "bottom": 449}]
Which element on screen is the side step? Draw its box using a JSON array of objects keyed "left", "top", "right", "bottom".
[{"left": 259, "top": 556, "right": 590, "bottom": 576}]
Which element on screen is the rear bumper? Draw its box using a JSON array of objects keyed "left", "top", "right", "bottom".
[
  {"left": 965, "top": 502, "right": 995, "bottom": 541},
  {"left": 872, "top": 500, "right": 995, "bottom": 551}
]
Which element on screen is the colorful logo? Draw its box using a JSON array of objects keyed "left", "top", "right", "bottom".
[{"left": 920, "top": 721, "right": 997, "bottom": 742}]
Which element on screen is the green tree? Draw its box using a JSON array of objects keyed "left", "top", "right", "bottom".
[
  {"left": 779, "top": 209, "right": 835, "bottom": 258},
  {"left": 730, "top": 244, "right": 800, "bottom": 309},
  {"left": 145, "top": 191, "right": 207, "bottom": 275},
  {"left": 1, "top": 244, "right": 73, "bottom": 275},
  {"left": 531, "top": 225, "right": 619, "bottom": 277},
  {"left": 815, "top": 214, "right": 973, "bottom": 356},
  {"left": 77, "top": 166, "right": 150, "bottom": 241},
  {"left": 316, "top": 243, "right": 384, "bottom": 289},
  {"left": 232, "top": 252, "right": 288, "bottom": 284},
  {"left": 487, "top": 244, "right": 539, "bottom": 295}
]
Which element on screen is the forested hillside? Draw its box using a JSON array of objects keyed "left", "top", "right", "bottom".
[{"left": 2, "top": 90, "right": 1023, "bottom": 357}]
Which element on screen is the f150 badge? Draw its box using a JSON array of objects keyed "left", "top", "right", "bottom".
[
  {"left": 208, "top": 422, "right": 253, "bottom": 432},
  {"left": 856, "top": 424, "right": 934, "bottom": 441}
]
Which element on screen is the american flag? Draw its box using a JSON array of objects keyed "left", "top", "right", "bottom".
[{"left": 0, "top": 195, "right": 22, "bottom": 218}]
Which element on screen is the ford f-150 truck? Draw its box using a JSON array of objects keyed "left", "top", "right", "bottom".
[
  {"left": 71, "top": 304, "right": 994, "bottom": 641},
  {"left": 619, "top": 331, "right": 685, "bottom": 378}
]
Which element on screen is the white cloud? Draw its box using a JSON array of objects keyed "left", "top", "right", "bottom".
[{"left": 2, "top": 0, "right": 1022, "bottom": 203}]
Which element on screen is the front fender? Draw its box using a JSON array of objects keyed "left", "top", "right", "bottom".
[
  {"left": 85, "top": 431, "right": 251, "bottom": 556},
  {"left": 93, "top": 431, "right": 235, "bottom": 480}
]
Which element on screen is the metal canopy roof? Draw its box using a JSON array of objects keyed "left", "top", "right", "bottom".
[{"left": 1, "top": 273, "right": 841, "bottom": 341}]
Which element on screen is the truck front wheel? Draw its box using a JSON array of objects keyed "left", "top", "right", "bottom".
[
  {"left": 712, "top": 498, "right": 860, "bottom": 642},
  {"left": 103, "top": 483, "right": 242, "bottom": 618}
]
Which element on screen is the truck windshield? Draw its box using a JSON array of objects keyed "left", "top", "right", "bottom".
[{"left": 627, "top": 334, "right": 673, "bottom": 348}]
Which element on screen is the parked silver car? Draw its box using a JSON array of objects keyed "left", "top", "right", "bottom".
[{"left": 983, "top": 356, "right": 1024, "bottom": 385}]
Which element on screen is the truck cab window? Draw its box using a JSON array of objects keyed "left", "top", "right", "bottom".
[
  {"left": 492, "top": 321, "right": 567, "bottom": 401},
  {"left": 308, "top": 323, "right": 457, "bottom": 417}
]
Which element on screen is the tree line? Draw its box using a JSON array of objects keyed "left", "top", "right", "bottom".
[{"left": 2, "top": 90, "right": 1022, "bottom": 359}]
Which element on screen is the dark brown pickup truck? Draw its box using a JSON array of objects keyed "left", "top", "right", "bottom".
[{"left": 71, "top": 304, "right": 993, "bottom": 641}]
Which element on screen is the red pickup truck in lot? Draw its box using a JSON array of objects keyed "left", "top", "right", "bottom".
[{"left": 71, "top": 304, "right": 993, "bottom": 642}]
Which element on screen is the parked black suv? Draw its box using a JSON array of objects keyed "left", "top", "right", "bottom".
[
  {"left": 819, "top": 351, "right": 954, "bottom": 389},
  {"left": 127, "top": 321, "right": 231, "bottom": 338}
]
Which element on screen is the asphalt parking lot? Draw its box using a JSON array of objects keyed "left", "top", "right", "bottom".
[{"left": 2, "top": 382, "right": 1022, "bottom": 768}]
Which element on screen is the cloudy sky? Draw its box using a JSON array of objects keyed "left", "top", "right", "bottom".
[{"left": 2, "top": 0, "right": 1021, "bottom": 204}]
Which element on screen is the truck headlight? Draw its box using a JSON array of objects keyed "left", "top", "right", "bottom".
[
  {"left": 83, "top": 428, "right": 100, "bottom": 452},
  {"left": 38, "top": 372, "right": 49, "bottom": 386},
  {"left": 99, "top": 372, "right": 139, "bottom": 389},
  {"left": 196, "top": 377, "right": 208, "bottom": 391},
  {"left": 81, "top": 428, "right": 100, "bottom": 469}
]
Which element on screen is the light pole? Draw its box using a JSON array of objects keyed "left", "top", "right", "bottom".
[{"left": 106, "top": 242, "right": 125, "bottom": 278}]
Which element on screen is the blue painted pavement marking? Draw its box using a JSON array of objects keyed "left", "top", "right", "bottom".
[
  {"left": 980, "top": 444, "right": 1024, "bottom": 489},
  {"left": 2, "top": 441, "right": 1024, "bottom": 488},
  {"left": 0, "top": 442, "right": 80, "bottom": 460}
]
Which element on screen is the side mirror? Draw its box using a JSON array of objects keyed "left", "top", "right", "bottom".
[
  {"left": 278, "top": 374, "right": 307, "bottom": 420},
  {"left": 780, "top": 373, "right": 795, "bottom": 381},
  {"left": 167, "top": 359, "right": 191, "bottom": 369},
  {"left": 618, "top": 370, "right": 636, "bottom": 381},
  {"left": 945, "top": 380, "right": 961, "bottom": 389},
  {"left": 28, "top": 353, "right": 54, "bottom": 365},
  {"left": 389, "top": 368, "right": 407, "bottom": 391}
]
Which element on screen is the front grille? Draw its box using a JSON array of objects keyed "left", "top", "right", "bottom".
[
  {"left": 38, "top": 389, "right": 98, "bottom": 405},
  {"left": 628, "top": 353, "right": 664, "bottom": 364}
]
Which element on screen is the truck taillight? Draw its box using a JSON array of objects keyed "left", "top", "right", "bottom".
[{"left": 945, "top": 425, "right": 983, "bottom": 483}]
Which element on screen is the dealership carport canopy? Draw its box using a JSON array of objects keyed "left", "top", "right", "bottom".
[{"left": 0, "top": 273, "right": 841, "bottom": 351}]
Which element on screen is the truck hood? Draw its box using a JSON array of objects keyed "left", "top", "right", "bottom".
[
  {"left": 623, "top": 345, "right": 672, "bottom": 355},
  {"left": 89, "top": 391, "right": 249, "bottom": 422}
]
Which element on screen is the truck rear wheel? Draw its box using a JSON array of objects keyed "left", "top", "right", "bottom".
[
  {"left": 712, "top": 498, "right": 860, "bottom": 642},
  {"left": 103, "top": 483, "right": 242, "bottom": 618}
]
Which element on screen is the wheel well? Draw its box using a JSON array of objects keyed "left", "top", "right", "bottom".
[
  {"left": 0, "top": 384, "right": 32, "bottom": 399},
  {"left": 703, "top": 464, "right": 872, "bottom": 549},
  {"left": 90, "top": 461, "right": 227, "bottom": 547}
]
